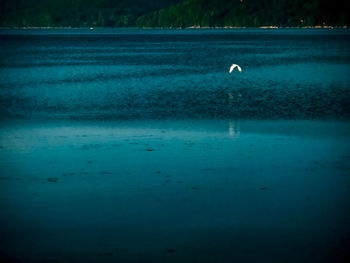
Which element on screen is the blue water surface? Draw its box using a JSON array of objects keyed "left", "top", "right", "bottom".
[
  {"left": 0, "top": 29, "right": 350, "bottom": 263},
  {"left": 0, "top": 28, "right": 349, "bottom": 120}
]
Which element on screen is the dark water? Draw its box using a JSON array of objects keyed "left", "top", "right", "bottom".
[
  {"left": 0, "top": 28, "right": 349, "bottom": 120},
  {"left": 1, "top": 29, "right": 350, "bottom": 263}
]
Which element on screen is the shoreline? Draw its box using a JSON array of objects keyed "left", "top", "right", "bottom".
[{"left": 0, "top": 25, "right": 348, "bottom": 30}]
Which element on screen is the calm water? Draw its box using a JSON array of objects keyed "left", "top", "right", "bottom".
[
  {"left": 0, "top": 28, "right": 349, "bottom": 120},
  {"left": 1, "top": 29, "right": 350, "bottom": 263}
]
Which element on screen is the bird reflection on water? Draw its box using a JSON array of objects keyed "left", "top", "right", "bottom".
[{"left": 229, "top": 121, "right": 240, "bottom": 138}]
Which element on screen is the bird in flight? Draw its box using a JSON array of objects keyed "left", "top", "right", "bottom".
[{"left": 229, "top": 64, "right": 242, "bottom": 73}]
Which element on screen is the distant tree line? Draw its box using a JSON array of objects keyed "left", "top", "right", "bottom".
[
  {"left": 0, "top": 0, "right": 179, "bottom": 27},
  {"left": 137, "top": 0, "right": 349, "bottom": 27},
  {"left": 0, "top": 0, "right": 348, "bottom": 27}
]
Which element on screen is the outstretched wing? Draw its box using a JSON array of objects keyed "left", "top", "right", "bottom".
[{"left": 229, "top": 64, "right": 242, "bottom": 73}]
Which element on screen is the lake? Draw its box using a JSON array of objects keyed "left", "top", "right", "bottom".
[
  {"left": 0, "top": 29, "right": 350, "bottom": 263},
  {"left": 0, "top": 28, "right": 349, "bottom": 120}
]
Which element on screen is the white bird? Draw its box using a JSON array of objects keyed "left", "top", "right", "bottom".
[{"left": 229, "top": 64, "right": 242, "bottom": 73}]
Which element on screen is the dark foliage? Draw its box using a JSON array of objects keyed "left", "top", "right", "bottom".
[
  {"left": 136, "top": 0, "right": 350, "bottom": 27},
  {"left": 0, "top": 0, "right": 179, "bottom": 27},
  {"left": 0, "top": 0, "right": 348, "bottom": 27}
]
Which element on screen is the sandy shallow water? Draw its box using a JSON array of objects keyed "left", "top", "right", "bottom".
[{"left": 0, "top": 119, "right": 350, "bottom": 263}]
